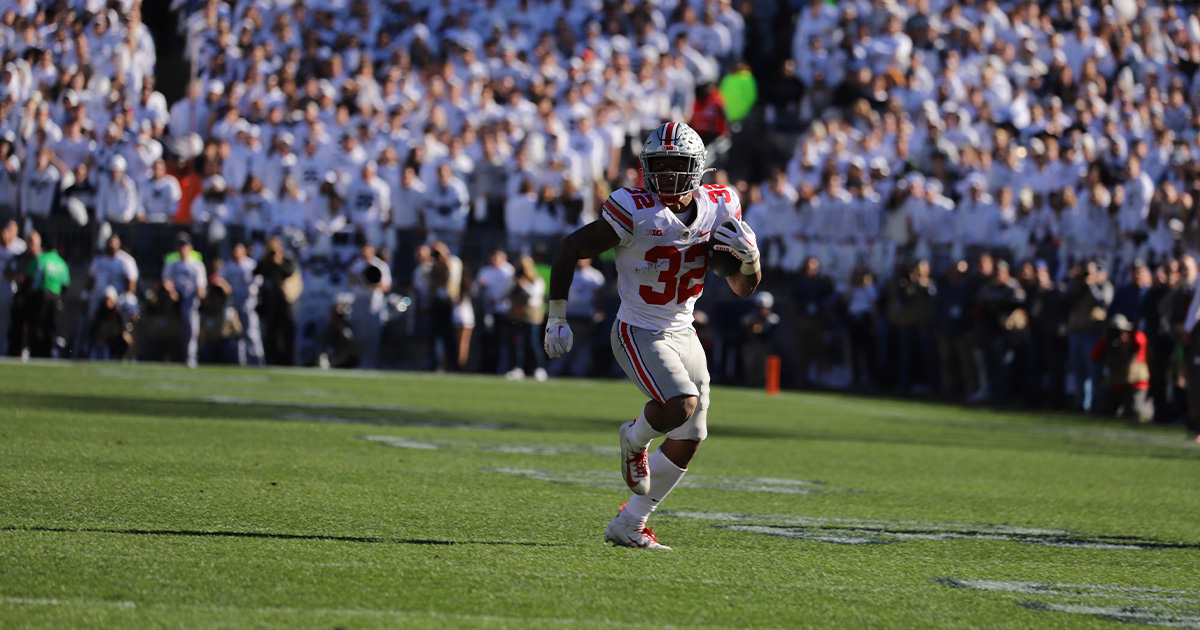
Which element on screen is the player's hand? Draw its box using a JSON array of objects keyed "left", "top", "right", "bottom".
[
  {"left": 715, "top": 219, "right": 759, "bottom": 265},
  {"left": 544, "top": 317, "right": 573, "bottom": 358}
]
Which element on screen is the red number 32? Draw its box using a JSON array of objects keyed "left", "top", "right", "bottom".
[
  {"left": 639, "top": 244, "right": 709, "bottom": 305},
  {"left": 629, "top": 192, "right": 656, "bottom": 209},
  {"left": 703, "top": 184, "right": 731, "bottom": 204}
]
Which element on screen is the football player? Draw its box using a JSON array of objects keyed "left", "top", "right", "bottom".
[{"left": 544, "top": 122, "right": 761, "bottom": 550}]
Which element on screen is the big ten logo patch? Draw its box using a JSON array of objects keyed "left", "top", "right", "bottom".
[{"left": 645, "top": 228, "right": 664, "bottom": 237}]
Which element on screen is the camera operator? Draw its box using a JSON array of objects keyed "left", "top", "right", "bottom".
[
  {"left": 428, "top": 241, "right": 464, "bottom": 372},
  {"left": 1090, "top": 314, "right": 1152, "bottom": 421},
  {"left": 348, "top": 242, "right": 392, "bottom": 369}
]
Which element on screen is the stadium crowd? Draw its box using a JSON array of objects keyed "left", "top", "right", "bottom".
[{"left": 1, "top": 0, "right": 1200, "bottom": 439}]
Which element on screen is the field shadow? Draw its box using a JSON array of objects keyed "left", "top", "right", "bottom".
[
  {"left": 7, "top": 393, "right": 1199, "bottom": 459},
  {"left": 3, "top": 393, "right": 516, "bottom": 431},
  {"left": 1, "top": 525, "right": 562, "bottom": 547}
]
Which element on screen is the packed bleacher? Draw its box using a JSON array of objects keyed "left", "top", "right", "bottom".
[{"left": 2, "top": 0, "right": 1200, "bottom": 440}]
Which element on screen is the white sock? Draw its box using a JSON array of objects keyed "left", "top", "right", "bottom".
[
  {"left": 624, "top": 449, "right": 687, "bottom": 525},
  {"left": 626, "top": 408, "right": 663, "bottom": 449}
]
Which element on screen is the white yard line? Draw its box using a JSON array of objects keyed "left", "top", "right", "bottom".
[
  {"left": 939, "top": 579, "right": 1200, "bottom": 603},
  {"left": 365, "top": 436, "right": 618, "bottom": 455},
  {"left": 487, "top": 468, "right": 830, "bottom": 494},
  {"left": 1, "top": 597, "right": 136, "bottom": 609},
  {"left": 204, "top": 396, "right": 431, "bottom": 415},
  {"left": 280, "top": 412, "right": 504, "bottom": 431}
]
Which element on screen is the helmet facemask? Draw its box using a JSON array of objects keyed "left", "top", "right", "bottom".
[{"left": 642, "top": 154, "right": 703, "bottom": 203}]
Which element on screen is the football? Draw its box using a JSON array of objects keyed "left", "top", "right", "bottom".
[{"left": 707, "top": 222, "right": 742, "bottom": 277}]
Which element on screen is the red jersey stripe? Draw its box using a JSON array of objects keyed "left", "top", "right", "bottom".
[
  {"left": 620, "top": 322, "right": 665, "bottom": 404},
  {"left": 604, "top": 201, "right": 633, "bottom": 229}
]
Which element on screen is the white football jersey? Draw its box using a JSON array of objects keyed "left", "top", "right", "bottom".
[{"left": 601, "top": 185, "right": 742, "bottom": 333}]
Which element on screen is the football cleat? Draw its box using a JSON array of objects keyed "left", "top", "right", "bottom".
[
  {"left": 604, "top": 503, "right": 671, "bottom": 550},
  {"left": 619, "top": 420, "right": 650, "bottom": 495}
]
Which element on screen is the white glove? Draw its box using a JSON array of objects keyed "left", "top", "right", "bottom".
[
  {"left": 543, "top": 300, "right": 573, "bottom": 358},
  {"left": 714, "top": 219, "right": 760, "bottom": 273},
  {"left": 544, "top": 318, "right": 573, "bottom": 358}
]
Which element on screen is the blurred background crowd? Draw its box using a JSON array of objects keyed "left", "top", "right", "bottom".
[{"left": 3, "top": 0, "right": 1200, "bottom": 439}]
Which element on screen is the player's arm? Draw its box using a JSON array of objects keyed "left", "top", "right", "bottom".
[
  {"left": 726, "top": 260, "right": 761, "bottom": 298},
  {"left": 549, "top": 219, "right": 620, "bottom": 300},
  {"left": 713, "top": 198, "right": 761, "bottom": 299},
  {"left": 544, "top": 220, "right": 620, "bottom": 358}
]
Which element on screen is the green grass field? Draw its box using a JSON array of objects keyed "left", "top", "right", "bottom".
[{"left": 2, "top": 360, "right": 1200, "bottom": 629}]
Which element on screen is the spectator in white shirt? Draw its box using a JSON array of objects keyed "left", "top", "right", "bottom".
[
  {"left": 221, "top": 123, "right": 252, "bottom": 192},
  {"left": 816, "top": 172, "right": 855, "bottom": 243},
  {"left": 958, "top": 174, "right": 1001, "bottom": 253},
  {"left": 94, "top": 154, "right": 137, "bottom": 225},
  {"left": 127, "top": 122, "right": 162, "bottom": 186},
  {"left": 292, "top": 135, "right": 331, "bottom": 201},
  {"left": 140, "top": 158, "right": 180, "bottom": 223},
  {"left": 849, "top": 178, "right": 883, "bottom": 246},
  {"left": 389, "top": 162, "right": 426, "bottom": 254},
  {"left": 193, "top": 174, "right": 235, "bottom": 226},
  {"left": 900, "top": 174, "right": 931, "bottom": 251},
  {"left": 1119, "top": 154, "right": 1154, "bottom": 239},
  {"left": 568, "top": 115, "right": 607, "bottom": 186},
  {"left": 1026, "top": 188, "right": 1061, "bottom": 262},
  {"left": 261, "top": 132, "right": 298, "bottom": 198},
  {"left": 528, "top": 181, "right": 567, "bottom": 239},
  {"left": 750, "top": 172, "right": 797, "bottom": 270},
  {"left": 1053, "top": 181, "right": 1085, "bottom": 250},
  {"left": 92, "top": 123, "right": 132, "bottom": 186},
  {"left": 1145, "top": 182, "right": 1183, "bottom": 266},
  {"left": 333, "top": 130, "right": 369, "bottom": 179},
  {"left": 236, "top": 175, "right": 275, "bottom": 244},
  {"left": 168, "top": 80, "right": 209, "bottom": 140},
  {"left": 424, "top": 162, "right": 470, "bottom": 254},
  {"left": 791, "top": 0, "right": 838, "bottom": 68},
  {"left": 20, "top": 146, "right": 61, "bottom": 222},
  {"left": 783, "top": 182, "right": 822, "bottom": 273},
  {"left": 869, "top": 14, "right": 913, "bottom": 74},
  {"left": 52, "top": 118, "right": 94, "bottom": 173},
  {"left": 472, "top": 248, "right": 515, "bottom": 374},
  {"left": 346, "top": 160, "right": 391, "bottom": 247},
  {"left": 85, "top": 233, "right": 138, "bottom": 323},
  {"left": 134, "top": 80, "right": 169, "bottom": 129},
  {"left": 272, "top": 176, "right": 311, "bottom": 234},
  {"left": 505, "top": 178, "right": 538, "bottom": 254}
]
